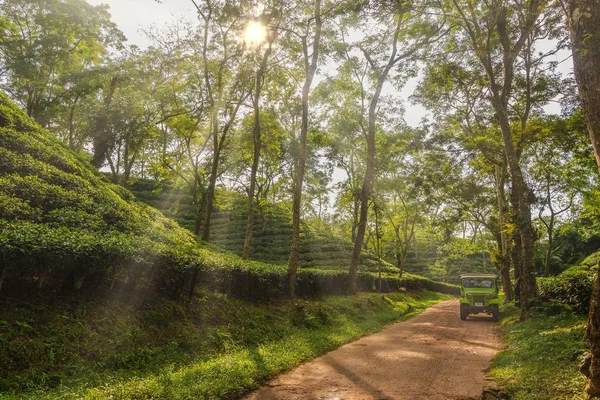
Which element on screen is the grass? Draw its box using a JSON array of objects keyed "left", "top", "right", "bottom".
[
  {"left": 489, "top": 302, "right": 588, "bottom": 400},
  {"left": 0, "top": 290, "right": 453, "bottom": 399}
]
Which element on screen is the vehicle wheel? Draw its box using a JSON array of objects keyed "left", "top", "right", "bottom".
[
  {"left": 492, "top": 305, "right": 500, "bottom": 322},
  {"left": 460, "top": 304, "right": 468, "bottom": 320}
]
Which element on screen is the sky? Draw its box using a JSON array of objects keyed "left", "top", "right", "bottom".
[
  {"left": 88, "top": 0, "right": 572, "bottom": 126},
  {"left": 87, "top": 0, "right": 196, "bottom": 47}
]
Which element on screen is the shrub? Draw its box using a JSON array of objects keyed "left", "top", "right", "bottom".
[
  {"left": 538, "top": 263, "right": 596, "bottom": 313},
  {"left": 197, "top": 255, "right": 459, "bottom": 300}
]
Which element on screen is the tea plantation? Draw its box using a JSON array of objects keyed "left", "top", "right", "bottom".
[
  {"left": 0, "top": 92, "right": 457, "bottom": 301},
  {"left": 0, "top": 92, "right": 460, "bottom": 399},
  {"left": 129, "top": 180, "right": 396, "bottom": 271}
]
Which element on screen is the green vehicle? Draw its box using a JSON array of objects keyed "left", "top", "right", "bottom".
[{"left": 459, "top": 273, "right": 500, "bottom": 321}]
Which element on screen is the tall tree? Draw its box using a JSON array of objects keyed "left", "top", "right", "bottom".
[
  {"left": 288, "top": 0, "right": 323, "bottom": 297},
  {"left": 567, "top": 0, "right": 600, "bottom": 395},
  {"left": 314, "top": 69, "right": 368, "bottom": 243},
  {"left": 445, "top": 0, "right": 565, "bottom": 313},
  {"left": 528, "top": 120, "right": 587, "bottom": 276},
  {"left": 375, "top": 128, "right": 435, "bottom": 278},
  {"left": 242, "top": 13, "right": 278, "bottom": 259},
  {"left": 416, "top": 59, "right": 513, "bottom": 291},
  {"left": 567, "top": 0, "right": 600, "bottom": 176},
  {"left": 345, "top": 0, "right": 446, "bottom": 293},
  {"left": 191, "top": 0, "right": 253, "bottom": 242}
]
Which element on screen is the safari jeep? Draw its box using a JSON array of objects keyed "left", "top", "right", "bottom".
[{"left": 459, "top": 273, "right": 500, "bottom": 321}]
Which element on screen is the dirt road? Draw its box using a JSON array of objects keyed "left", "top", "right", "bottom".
[{"left": 245, "top": 300, "right": 501, "bottom": 400}]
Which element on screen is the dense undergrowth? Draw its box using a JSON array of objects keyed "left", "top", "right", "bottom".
[{"left": 0, "top": 290, "right": 453, "bottom": 399}]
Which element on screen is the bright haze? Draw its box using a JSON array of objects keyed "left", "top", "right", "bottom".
[
  {"left": 87, "top": 0, "right": 433, "bottom": 127},
  {"left": 87, "top": 0, "right": 571, "bottom": 124}
]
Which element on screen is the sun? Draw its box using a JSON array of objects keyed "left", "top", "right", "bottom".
[{"left": 244, "top": 21, "right": 267, "bottom": 45}]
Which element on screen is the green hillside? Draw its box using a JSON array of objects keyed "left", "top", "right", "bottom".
[
  {"left": 129, "top": 180, "right": 497, "bottom": 284},
  {"left": 0, "top": 92, "right": 208, "bottom": 296},
  {"left": 130, "top": 180, "right": 393, "bottom": 272}
]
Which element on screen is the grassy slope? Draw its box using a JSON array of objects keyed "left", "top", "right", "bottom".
[
  {"left": 489, "top": 302, "right": 588, "bottom": 400},
  {"left": 0, "top": 291, "right": 453, "bottom": 399}
]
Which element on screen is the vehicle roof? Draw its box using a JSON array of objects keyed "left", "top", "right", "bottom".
[{"left": 459, "top": 274, "right": 498, "bottom": 279}]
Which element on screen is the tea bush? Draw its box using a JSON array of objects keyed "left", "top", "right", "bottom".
[
  {"left": 128, "top": 180, "right": 398, "bottom": 274},
  {"left": 0, "top": 92, "right": 205, "bottom": 296},
  {"left": 538, "top": 254, "right": 598, "bottom": 313}
]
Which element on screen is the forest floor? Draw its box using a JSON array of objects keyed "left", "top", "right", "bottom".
[{"left": 245, "top": 299, "right": 501, "bottom": 400}]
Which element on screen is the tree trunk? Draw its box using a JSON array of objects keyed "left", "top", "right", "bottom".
[
  {"left": 243, "top": 42, "right": 273, "bottom": 260},
  {"left": 199, "top": 4, "right": 220, "bottom": 243},
  {"left": 0, "top": 264, "right": 6, "bottom": 293},
  {"left": 289, "top": 0, "right": 322, "bottom": 298},
  {"left": 202, "top": 120, "right": 221, "bottom": 242},
  {"left": 567, "top": 0, "right": 600, "bottom": 395},
  {"left": 348, "top": 15, "right": 403, "bottom": 293},
  {"left": 352, "top": 195, "right": 359, "bottom": 242},
  {"left": 582, "top": 268, "right": 600, "bottom": 398},
  {"left": 242, "top": 94, "right": 262, "bottom": 260},
  {"left": 348, "top": 111, "right": 376, "bottom": 292},
  {"left": 67, "top": 94, "right": 80, "bottom": 150},
  {"left": 568, "top": 0, "right": 600, "bottom": 176},
  {"left": 91, "top": 76, "right": 118, "bottom": 169},
  {"left": 544, "top": 218, "right": 554, "bottom": 277},
  {"left": 123, "top": 139, "right": 131, "bottom": 186},
  {"left": 495, "top": 102, "right": 536, "bottom": 314},
  {"left": 193, "top": 186, "right": 207, "bottom": 237},
  {"left": 202, "top": 98, "right": 244, "bottom": 241},
  {"left": 509, "top": 186, "right": 523, "bottom": 283},
  {"left": 495, "top": 164, "right": 513, "bottom": 300}
]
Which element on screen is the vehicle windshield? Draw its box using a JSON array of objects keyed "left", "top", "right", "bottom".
[{"left": 462, "top": 279, "right": 494, "bottom": 288}]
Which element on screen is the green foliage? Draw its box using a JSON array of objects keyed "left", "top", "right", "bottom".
[
  {"left": 0, "top": 91, "right": 203, "bottom": 293},
  {"left": 128, "top": 181, "right": 397, "bottom": 274},
  {"left": 0, "top": 92, "right": 457, "bottom": 301},
  {"left": 489, "top": 303, "right": 587, "bottom": 400},
  {"left": 0, "top": 291, "right": 452, "bottom": 399},
  {"left": 0, "top": 0, "right": 124, "bottom": 127},
  {"left": 583, "top": 252, "right": 600, "bottom": 268},
  {"left": 538, "top": 257, "right": 598, "bottom": 313},
  {"left": 197, "top": 248, "right": 459, "bottom": 300}
]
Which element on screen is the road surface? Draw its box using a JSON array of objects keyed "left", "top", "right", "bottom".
[{"left": 245, "top": 299, "right": 502, "bottom": 400}]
